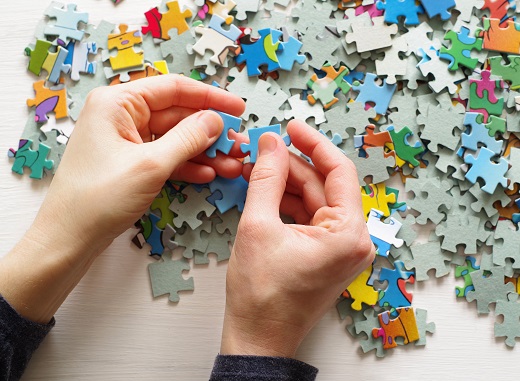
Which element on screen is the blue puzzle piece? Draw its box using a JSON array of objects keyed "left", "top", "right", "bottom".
[
  {"left": 236, "top": 28, "right": 283, "bottom": 76},
  {"left": 376, "top": 0, "right": 424, "bottom": 25},
  {"left": 378, "top": 261, "right": 415, "bottom": 308},
  {"left": 352, "top": 73, "right": 397, "bottom": 115},
  {"left": 209, "top": 175, "right": 249, "bottom": 213},
  {"left": 240, "top": 124, "right": 289, "bottom": 163},
  {"left": 461, "top": 112, "right": 503, "bottom": 155},
  {"left": 208, "top": 15, "right": 241, "bottom": 41},
  {"left": 513, "top": 199, "right": 520, "bottom": 225},
  {"left": 144, "top": 213, "right": 165, "bottom": 256},
  {"left": 419, "top": 0, "right": 455, "bottom": 20},
  {"left": 464, "top": 147, "right": 509, "bottom": 194},
  {"left": 277, "top": 35, "right": 306, "bottom": 71},
  {"left": 206, "top": 110, "right": 242, "bottom": 158}
]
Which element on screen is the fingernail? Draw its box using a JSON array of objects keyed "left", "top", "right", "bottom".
[
  {"left": 200, "top": 111, "right": 222, "bottom": 138},
  {"left": 259, "top": 134, "right": 277, "bottom": 156}
]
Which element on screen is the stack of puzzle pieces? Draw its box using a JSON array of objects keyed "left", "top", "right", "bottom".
[{"left": 8, "top": 0, "right": 520, "bottom": 354}]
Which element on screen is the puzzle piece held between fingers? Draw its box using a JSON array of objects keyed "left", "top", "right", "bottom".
[{"left": 206, "top": 110, "right": 241, "bottom": 158}]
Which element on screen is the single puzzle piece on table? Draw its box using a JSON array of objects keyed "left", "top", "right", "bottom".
[
  {"left": 415, "top": 308, "right": 436, "bottom": 346},
  {"left": 461, "top": 112, "right": 504, "bottom": 155},
  {"left": 493, "top": 220, "right": 520, "bottom": 273},
  {"left": 342, "top": 265, "right": 379, "bottom": 311},
  {"left": 64, "top": 41, "right": 97, "bottom": 81},
  {"left": 348, "top": 147, "right": 396, "bottom": 185},
  {"left": 495, "top": 293, "right": 520, "bottom": 347},
  {"left": 435, "top": 214, "right": 487, "bottom": 254},
  {"left": 236, "top": 28, "right": 282, "bottom": 76},
  {"left": 366, "top": 208, "right": 404, "bottom": 257},
  {"left": 206, "top": 110, "right": 241, "bottom": 158},
  {"left": 439, "top": 26, "right": 483, "bottom": 71},
  {"left": 490, "top": 55, "right": 520, "bottom": 90},
  {"left": 467, "top": 266, "right": 516, "bottom": 314},
  {"left": 419, "top": 0, "right": 456, "bottom": 20},
  {"left": 175, "top": 219, "right": 212, "bottom": 259},
  {"left": 345, "top": 16, "right": 398, "bottom": 53},
  {"left": 142, "top": 1, "right": 192, "bottom": 40},
  {"left": 375, "top": 0, "right": 424, "bottom": 25},
  {"left": 44, "top": 3, "right": 89, "bottom": 46},
  {"left": 240, "top": 124, "right": 290, "bottom": 163},
  {"left": 455, "top": 256, "right": 480, "bottom": 298},
  {"left": 105, "top": 24, "right": 144, "bottom": 71},
  {"left": 372, "top": 307, "right": 420, "bottom": 350},
  {"left": 284, "top": 94, "right": 326, "bottom": 125},
  {"left": 386, "top": 125, "right": 425, "bottom": 168},
  {"left": 464, "top": 147, "right": 509, "bottom": 194},
  {"left": 148, "top": 251, "right": 194, "bottom": 303},
  {"left": 405, "top": 241, "right": 452, "bottom": 281},
  {"left": 307, "top": 65, "right": 351, "bottom": 109},
  {"left": 378, "top": 260, "right": 415, "bottom": 309},
  {"left": 354, "top": 308, "right": 386, "bottom": 357},
  {"left": 361, "top": 183, "right": 397, "bottom": 219},
  {"left": 27, "top": 80, "right": 68, "bottom": 124},
  {"left": 469, "top": 70, "right": 505, "bottom": 122},
  {"left": 478, "top": 18, "right": 520, "bottom": 54},
  {"left": 25, "top": 39, "right": 71, "bottom": 84},
  {"left": 194, "top": 228, "right": 232, "bottom": 264},
  {"left": 208, "top": 175, "right": 249, "bottom": 213},
  {"left": 351, "top": 73, "right": 397, "bottom": 115},
  {"left": 417, "top": 46, "right": 466, "bottom": 94},
  {"left": 8, "top": 139, "right": 53, "bottom": 179},
  {"left": 169, "top": 186, "right": 216, "bottom": 229}
]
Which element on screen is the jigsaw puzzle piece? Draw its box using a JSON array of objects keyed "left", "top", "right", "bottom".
[
  {"left": 44, "top": 3, "right": 89, "bottom": 45},
  {"left": 454, "top": 256, "right": 480, "bottom": 298},
  {"left": 361, "top": 184, "right": 397, "bottom": 220},
  {"left": 366, "top": 208, "right": 404, "bottom": 257},
  {"left": 439, "top": 26, "right": 483, "bottom": 71},
  {"left": 342, "top": 265, "right": 379, "bottom": 311},
  {"left": 478, "top": 18, "right": 520, "bottom": 54},
  {"left": 386, "top": 125, "right": 424, "bottom": 167},
  {"left": 240, "top": 124, "right": 286, "bottom": 163},
  {"left": 372, "top": 307, "right": 420, "bottom": 349},
  {"left": 419, "top": 0, "right": 455, "bottom": 20},
  {"left": 142, "top": 1, "right": 193, "bottom": 40},
  {"left": 307, "top": 65, "right": 351, "bottom": 109},
  {"left": 27, "top": 80, "right": 68, "bottom": 124},
  {"left": 107, "top": 24, "right": 144, "bottom": 71},
  {"left": 148, "top": 251, "right": 194, "bottom": 302},
  {"left": 352, "top": 73, "right": 397, "bottom": 115},
  {"left": 9, "top": 139, "right": 54, "bottom": 179},
  {"left": 464, "top": 147, "right": 509, "bottom": 194},
  {"left": 206, "top": 110, "right": 241, "bottom": 158},
  {"left": 489, "top": 55, "right": 520, "bottom": 90},
  {"left": 236, "top": 28, "right": 283, "bottom": 76},
  {"left": 208, "top": 175, "right": 249, "bottom": 213},
  {"left": 461, "top": 112, "right": 504, "bottom": 154},
  {"left": 378, "top": 260, "right": 415, "bottom": 308},
  {"left": 65, "top": 41, "right": 97, "bottom": 81},
  {"left": 376, "top": 0, "right": 424, "bottom": 25}
]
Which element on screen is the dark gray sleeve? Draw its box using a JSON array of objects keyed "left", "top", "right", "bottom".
[
  {"left": 0, "top": 294, "right": 55, "bottom": 381},
  {"left": 209, "top": 354, "right": 318, "bottom": 381}
]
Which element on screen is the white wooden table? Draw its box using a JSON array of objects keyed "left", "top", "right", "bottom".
[{"left": 0, "top": 1, "right": 514, "bottom": 379}]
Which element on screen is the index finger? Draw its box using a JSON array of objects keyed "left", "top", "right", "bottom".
[
  {"left": 286, "top": 120, "right": 362, "bottom": 212},
  {"left": 116, "top": 74, "right": 246, "bottom": 116}
]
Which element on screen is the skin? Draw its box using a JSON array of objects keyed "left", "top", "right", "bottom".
[{"left": 0, "top": 74, "right": 374, "bottom": 363}]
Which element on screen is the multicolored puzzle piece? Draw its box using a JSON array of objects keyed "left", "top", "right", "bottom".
[
  {"left": 372, "top": 307, "right": 420, "bottom": 349},
  {"left": 26, "top": 80, "right": 68, "bottom": 124}
]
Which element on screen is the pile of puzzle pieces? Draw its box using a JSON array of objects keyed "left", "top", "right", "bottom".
[{"left": 8, "top": 0, "right": 520, "bottom": 354}]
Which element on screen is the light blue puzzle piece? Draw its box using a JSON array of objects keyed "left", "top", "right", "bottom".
[
  {"left": 209, "top": 175, "right": 249, "bottom": 213},
  {"left": 352, "top": 73, "right": 397, "bottom": 115},
  {"left": 376, "top": 0, "right": 424, "bottom": 25},
  {"left": 240, "top": 124, "right": 287, "bottom": 163},
  {"left": 208, "top": 15, "right": 241, "bottom": 41},
  {"left": 461, "top": 112, "right": 504, "bottom": 155},
  {"left": 464, "top": 147, "right": 509, "bottom": 194},
  {"left": 44, "top": 3, "right": 89, "bottom": 45},
  {"left": 378, "top": 260, "right": 414, "bottom": 308},
  {"left": 236, "top": 28, "right": 283, "bottom": 76},
  {"left": 206, "top": 110, "right": 241, "bottom": 158},
  {"left": 277, "top": 35, "right": 306, "bottom": 71},
  {"left": 419, "top": 0, "right": 455, "bottom": 20}
]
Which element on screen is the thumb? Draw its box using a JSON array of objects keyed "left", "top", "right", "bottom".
[
  {"left": 148, "top": 110, "right": 223, "bottom": 172},
  {"left": 243, "top": 133, "right": 289, "bottom": 221}
]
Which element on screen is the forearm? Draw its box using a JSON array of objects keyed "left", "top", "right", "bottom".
[{"left": 0, "top": 217, "right": 107, "bottom": 324}]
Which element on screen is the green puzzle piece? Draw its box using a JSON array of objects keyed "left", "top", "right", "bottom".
[
  {"left": 387, "top": 125, "right": 425, "bottom": 167},
  {"left": 439, "top": 27, "right": 483, "bottom": 71},
  {"left": 490, "top": 55, "right": 520, "bottom": 91},
  {"left": 10, "top": 139, "right": 53, "bottom": 179}
]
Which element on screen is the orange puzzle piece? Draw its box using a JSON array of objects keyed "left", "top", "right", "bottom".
[
  {"left": 26, "top": 80, "right": 68, "bottom": 124},
  {"left": 372, "top": 307, "right": 420, "bottom": 349},
  {"left": 479, "top": 18, "right": 520, "bottom": 54}
]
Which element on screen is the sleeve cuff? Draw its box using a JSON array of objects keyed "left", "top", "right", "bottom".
[{"left": 210, "top": 354, "right": 318, "bottom": 381}]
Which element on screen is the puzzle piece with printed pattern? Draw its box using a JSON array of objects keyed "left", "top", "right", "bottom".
[
  {"left": 454, "top": 256, "right": 480, "bottom": 298},
  {"left": 489, "top": 55, "right": 520, "bottom": 90},
  {"left": 478, "top": 18, "right": 520, "bottom": 54},
  {"left": 8, "top": 139, "right": 53, "bottom": 179},
  {"left": 378, "top": 260, "right": 415, "bottom": 308},
  {"left": 27, "top": 80, "right": 68, "bottom": 124},
  {"left": 64, "top": 41, "right": 97, "bottom": 81},
  {"left": 342, "top": 265, "right": 379, "bottom": 311},
  {"left": 372, "top": 307, "right": 420, "bottom": 349},
  {"left": 236, "top": 28, "right": 282, "bottom": 76},
  {"left": 354, "top": 124, "right": 392, "bottom": 151},
  {"left": 439, "top": 26, "right": 483, "bottom": 71},
  {"left": 361, "top": 184, "right": 397, "bottom": 220},
  {"left": 469, "top": 70, "right": 505, "bottom": 122},
  {"left": 307, "top": 65, "right": 351, "bottom": 109},
  {"left": 376, "top": 0, "right": 424, "bottom": 25},
  {"left": 481, "top": 0, "right": 516, "bottom": 24},
  {"left": 25, "top": 40, "right": 71, "bottom": 84},
  {"left": 366, "top": 208, "right": 404, "bottom": 257},
  {"left": 240, "top": 124, "right": 291, "bottom": 163},
  {"left": 206, "top": 110, "right": 241, "bottom": 158},
  {"left": 419, "top": 0, "right": 455, "bottom": 20},
  {"left": 142, "top": 1, "right": 193, "bottom": 40},
  {"left": 132, "top": 213, "right": 176, "bottom": 257},
  {"left": 44, "top": 3, "right": 89, "bottom": 46},
  {"left": 106, "top": 24, "right": 144, "bottom": 71},
  {"left": 461, "top": 112, "right": 504, "bottom": 155},
  {"left": 386, "top": 125, "right": 424, "bottom": 168}
]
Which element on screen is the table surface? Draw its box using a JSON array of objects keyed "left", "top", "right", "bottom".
[{"left": 0, "top": 1, "right": 515, "bottom": 380}]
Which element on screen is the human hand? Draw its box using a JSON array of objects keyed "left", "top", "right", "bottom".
[
  {"left": 220, "top": 120, "right": 375, "bottom": 358},
  {"left": 33, "top": 75, "right": 246, "bottom": 257}
]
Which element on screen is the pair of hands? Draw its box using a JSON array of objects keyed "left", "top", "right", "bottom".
[{"left": 29, "top": 75, "right": 375, "bottom": 356}]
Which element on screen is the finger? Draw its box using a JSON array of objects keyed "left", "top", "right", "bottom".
[
  {"left": 147, "top": 110, "right": 223, "bottom": 176},
  {"left": 148, "top": 106, "right": 199, "bottom": 136},
  {"left": 191, "top": 152, "right": 244, "bottom": 179},
  {"left": 117, "top": 74, "right": 245, "bottom": 115},
  {"left": 170, "top": 161, "right": 217, "bottom": 183},
  {"left": 227, "top": 130, "right": 249, "bottom": 158},
  {"left": 287, "top": 120, "right": 361, "bottom": 212},
  {"left": 242, "top": 133, "right": 289, "bottom": 222},
  {"left": 280, "top": 193, "right": 312, "bottom": 225}
]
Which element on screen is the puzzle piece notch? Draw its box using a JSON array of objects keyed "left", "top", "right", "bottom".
[
  {"left": 464, "top": 147, "right": 509, "bottom": 194},
  {"left": 44, "top": 3, "right": 89, "bottom": 45},
  {"left": 142, "top": 1, "right": 193, "bottom": 40},
  {"left": 148, "top": 251, "right": 194, "bottom": 302},
  {"left": 206, "top": 110, "right": 241, "bottom": 158},
  {"left": 378, "top": 260, "right": 415, "bottom": 309},
  {"left": 307, "top": 65, "right": 351, "bottom": 109},
  {"left": 352, "top": 73, "right": 397, "bottom": 115},
  {"left": 366, "top": 208, "right": 404, "bottom": 257},
  {"left": 372, "top": 307, "right": 420, "bottom": 349}
]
